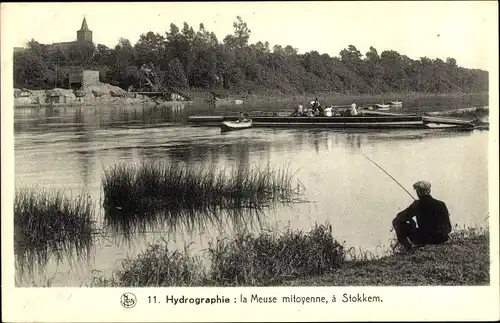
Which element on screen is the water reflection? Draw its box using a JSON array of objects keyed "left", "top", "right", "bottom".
[
  {"left": 15, "top": 231, "right": 95, "bottom": 282},
  {"left": 103, "top": 205, "right": 268, "bottom": 244},
  {"left": 286, "top": 128, "right": 474, "bottom": 152},
  {"left": 73, "top": 109, "right": 96, "bottom": 189},
  {"left": 14, "top": 103, "right": 191, "bottom": 134}
]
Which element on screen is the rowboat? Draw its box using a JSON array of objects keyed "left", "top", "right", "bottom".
[
  {"left": 189, "top": 114, "right": 475, "bottom": 130},
  {"left": 373, "top": 103, "right": 390, "bottom": 110},
  {"left": 389, "top": 101, "right": 403, "bottom": 106},
  {"left": 220, "top": 119, "right": 253, "bottom": 132},
  {"left": 208, "top": 98, "right": 244, "bottom": 106}
]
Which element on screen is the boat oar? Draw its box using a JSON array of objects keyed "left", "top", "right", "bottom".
[{"left": 357, "top": 150, "right": 416, "bottom": 201}]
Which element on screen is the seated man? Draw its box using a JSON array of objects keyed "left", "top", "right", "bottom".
[
  {"left": 294, "top": 104, "right": 304, "bottom": 116},
  {"left": 238, "top": 112, "right": 249, "bottom": 122},
  {"left": 392, "top": 181, "right": 452, "bottom": 251}
]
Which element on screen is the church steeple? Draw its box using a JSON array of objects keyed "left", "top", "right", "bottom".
[
  {"left": 77, "top": 16, "right": 92, "bottom": 42},
  {"left": 80, "top": 16, "right": 89, "bottom": 31}
]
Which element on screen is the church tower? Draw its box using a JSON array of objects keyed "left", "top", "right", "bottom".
[{"left": 77, "top": 16, "right": 92, "bottom": 42}]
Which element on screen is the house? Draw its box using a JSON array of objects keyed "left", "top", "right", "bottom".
[
  {"left": 14, "top": 88, "right": 32, "bottom": 106},
  {"left": 69, "top": 70, "right": 99, "bottom": 89},
  {"left": 45, "top": 89, "right": 66, "bottom": 104}
]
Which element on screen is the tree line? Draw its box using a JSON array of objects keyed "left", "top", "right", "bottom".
[{"left": 14, "top": 16, "right": 488, "bottom": 95}]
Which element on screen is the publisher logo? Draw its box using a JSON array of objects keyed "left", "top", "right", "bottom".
[{"left": 120, "top": 293, "right": 137, "bottom": 309}]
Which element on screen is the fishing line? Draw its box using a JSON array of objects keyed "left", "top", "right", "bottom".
[{"left": 357, "top": 150, "right": 416, "bottom": 201}]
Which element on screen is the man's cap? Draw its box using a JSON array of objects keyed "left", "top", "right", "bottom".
[{"left": 413, "top": 181, "right": 431, "bottom": 192}]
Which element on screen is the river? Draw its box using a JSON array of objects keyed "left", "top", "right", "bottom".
[{"left": 13, "top": 99, "right": 489, "bottom": 286}]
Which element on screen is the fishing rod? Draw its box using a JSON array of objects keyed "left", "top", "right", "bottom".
[{"left": 357, "top": 150, "right": 416, "bottom": 201}]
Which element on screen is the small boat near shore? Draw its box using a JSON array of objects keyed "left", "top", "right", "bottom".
[
  {"left": 221, "top": 119, "right": 253, "bottom": 132},
  {"left": 389, "top": 101, "right": 403, "bottom": 108},
  {"left": 373, "top": 103, "right": 390, "bottom": 110},
  {"left": 208, "top": 97, "right": 244, "bottom": 106}
]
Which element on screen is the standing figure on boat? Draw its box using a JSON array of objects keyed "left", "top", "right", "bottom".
[
  {"left": 392, "top": 181, "right": 452, "bottom": 252},
  {"left": 316, "top": 104, "right": 324, "bottom": 116},
  {"left": 310, "top": 98, "right": 321, "bottom": 115},
  {"left": 350, "top": 102, "right": 358, "bottom": 116}
]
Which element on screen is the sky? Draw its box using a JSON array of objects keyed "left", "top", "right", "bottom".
[{"left": 1, "top": 1, "right": 498, "bottom": 70}]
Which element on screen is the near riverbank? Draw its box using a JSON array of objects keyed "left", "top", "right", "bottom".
[
  {"left": 89, "top": 224, "right": 489, "bottom": 287},
  {"left": 287, "top": 227, "right": 489, "bottom": 286}
]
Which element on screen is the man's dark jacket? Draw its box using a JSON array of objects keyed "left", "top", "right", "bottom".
[{"left": 395, "top": 195, "right": 452, "bottom": 237}]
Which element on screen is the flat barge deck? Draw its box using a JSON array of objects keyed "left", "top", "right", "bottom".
[{"left": 187, "top": 114, "right": 476, "bottom": 130}]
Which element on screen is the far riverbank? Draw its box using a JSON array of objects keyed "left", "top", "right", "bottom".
[
  {"left": 13, "top": 87, "right": 488, "bottom": 111},
  {"left": 188, "top": 90, "right": 488, "bottom": 106}
]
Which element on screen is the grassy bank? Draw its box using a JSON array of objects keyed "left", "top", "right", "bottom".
[
  {"left": 92, "top": 224, "right": 345, "bottom": 287},
  {"left": 287, "top": 225, "right": 489, "bottom": 286},
  {"left": 14, "top": 186, "right": 98, "bottom": 272},
  {"left": 91, "top": 223, "right": 489, "bottom": 287},
  {"left": 102, "top": 162, "right": 302, "bottom": 215}
]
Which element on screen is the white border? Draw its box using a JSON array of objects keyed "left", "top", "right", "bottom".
[{"left": 2, "top": 2, "right": 499, "bottom": 322}]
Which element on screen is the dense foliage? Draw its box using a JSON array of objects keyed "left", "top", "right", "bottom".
[{"left": 14, "top": 16, "right": 488, "bottom": 94}]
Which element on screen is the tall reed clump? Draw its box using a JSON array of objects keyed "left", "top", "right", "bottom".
[
  {"left": 101, "top": 162, "right": 302, "bottom": 215},
  {"left": 207, "top": 224, "right": 345, "bottom": 286},
  {"left": 14, "top": 186, "right": 97, "bottom": 272},
  {"left": 92, "top": 223, "right": 344, "bottom": 287},
  {"left": 109, "top": 240, "right": 207, "bottom": 287}
]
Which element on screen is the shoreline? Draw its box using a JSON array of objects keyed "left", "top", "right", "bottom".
[
  {"left": 13, "top": 90, "right": 488, "bottom": 108},
  {"left": 87, "top": 226, "right": 489, "bottom": 288},
  {"left": 286, "top": 231, "right": 489, "bottom": 286},
  {"left": 16, "top": 226, "right": 490, "bottom": 287},
  {"left": 187, "top": 90, "right": 488, "bottom": 104},
  {"left": 13, "top": 99, "right": 193, "bottom": 109}
]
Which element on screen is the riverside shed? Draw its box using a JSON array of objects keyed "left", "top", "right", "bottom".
[{"left": 69, "top": 70, "right": 99, "bottom": 89}]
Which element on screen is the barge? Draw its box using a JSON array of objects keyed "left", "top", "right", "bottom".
[{"left": 188, "top": 114, "right": 476, "bottom": 130}]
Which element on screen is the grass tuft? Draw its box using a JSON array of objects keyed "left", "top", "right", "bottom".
[
  {"left": 14, "top": 186, "right": 98, "bottom": 274},
  {"left": 93, "top": 241, "right": 207, "bottom": 287},
  {"left": 101, "top": 161, "right": 303, "bottom": 227},
  {"left": 207, "top": 223, "right": 345, "bottom": 286}
]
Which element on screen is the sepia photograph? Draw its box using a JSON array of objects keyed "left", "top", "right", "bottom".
[{"left": 2, "top": 1, "right": 498, "bottom": 322}]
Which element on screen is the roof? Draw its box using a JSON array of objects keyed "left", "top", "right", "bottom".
[
  {"left": 80, "top": 17, "right": 89, "bottom": 31},
  {"left": 46, "top": 41, "right": 75, "bottom": 53}
]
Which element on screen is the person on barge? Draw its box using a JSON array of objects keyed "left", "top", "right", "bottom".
[{"left": 349, "top": 102, "right": 358, "bottom": 116}]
